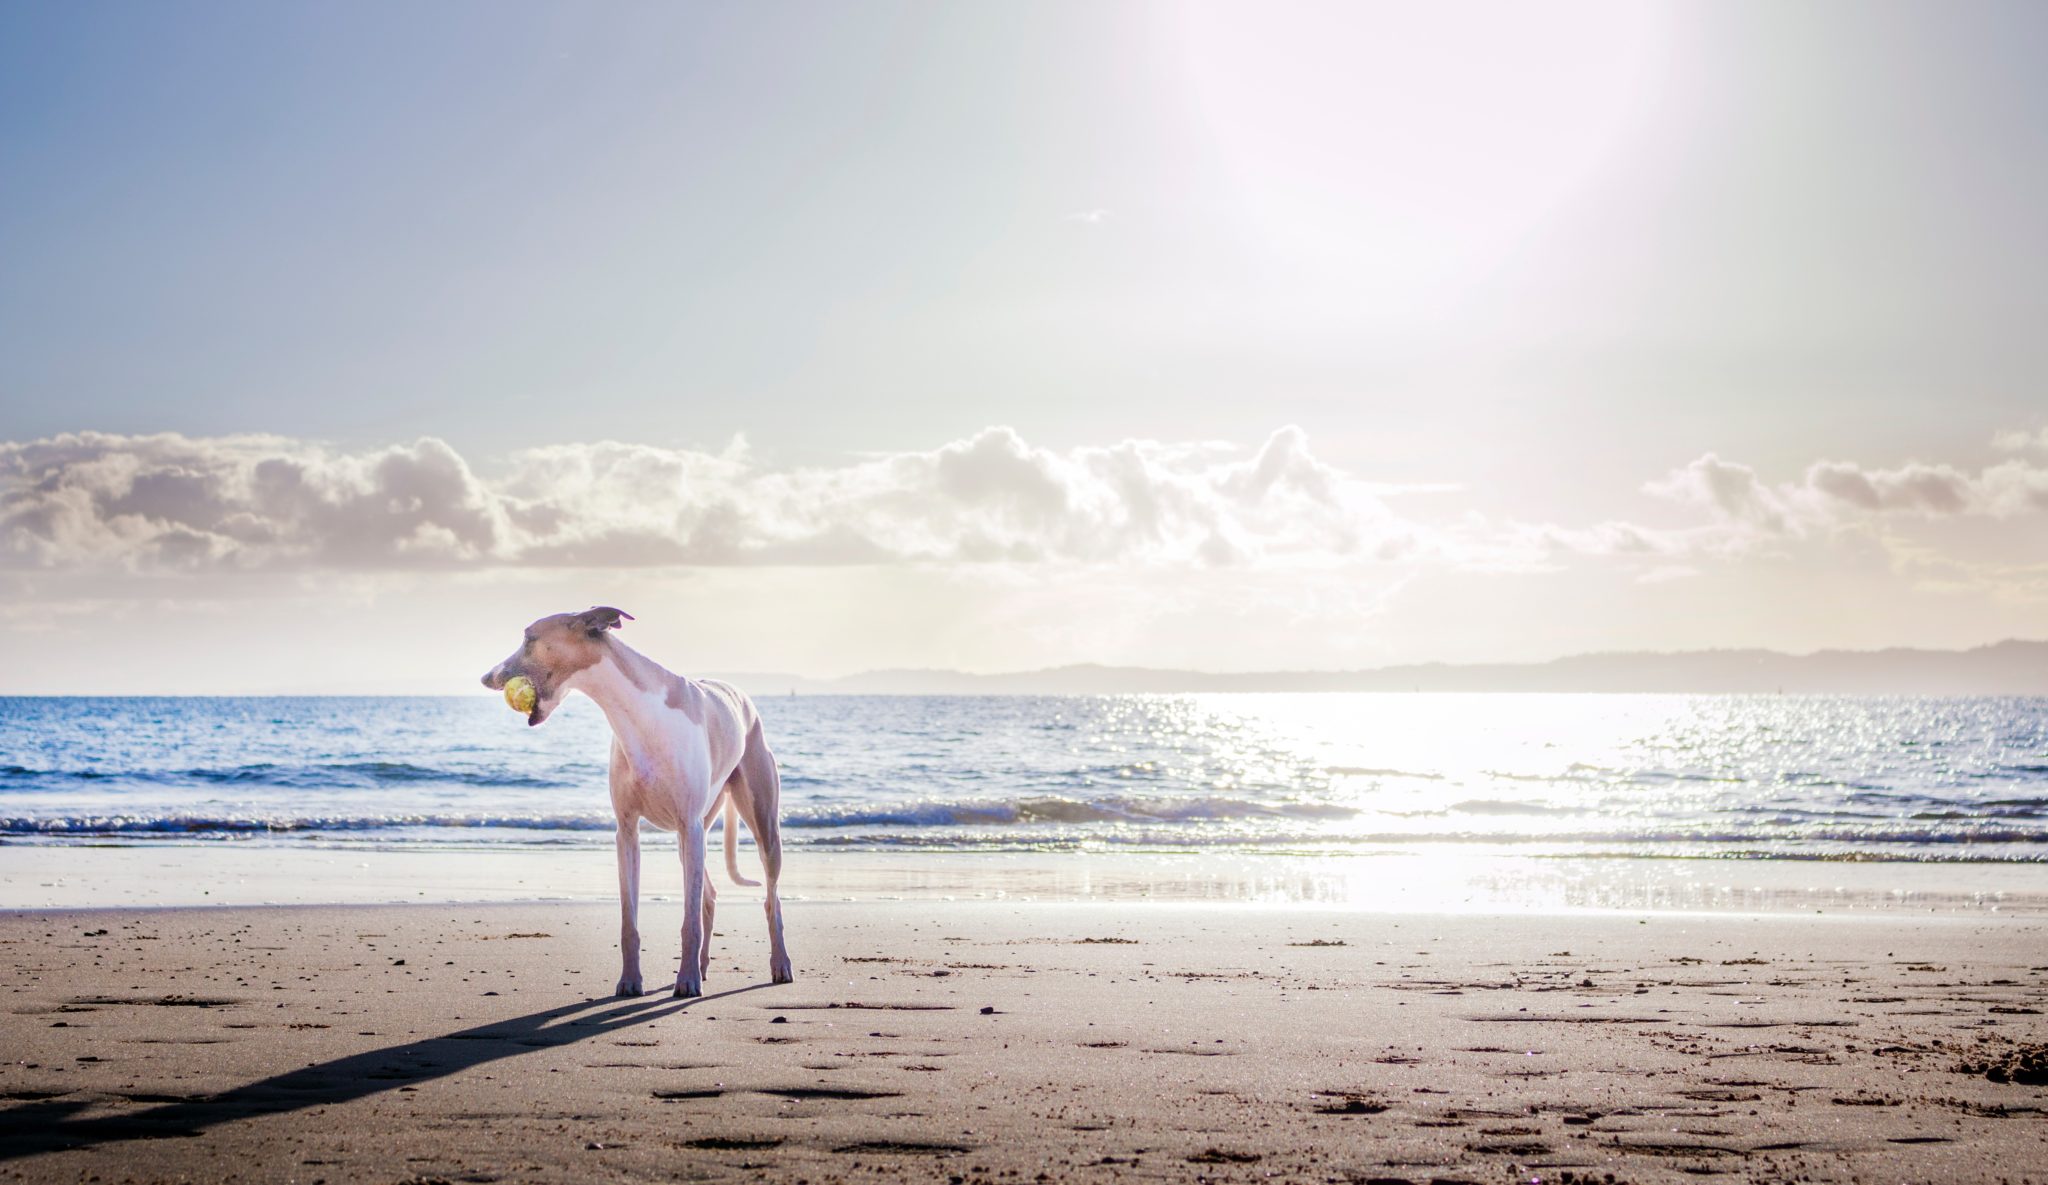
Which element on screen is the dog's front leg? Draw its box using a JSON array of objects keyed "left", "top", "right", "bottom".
[
  {"left": 614, "top": 820, "right": 643, "bottom": 997},
  {"left": 674, "top": 815, "right": 707, "bottom": 998}
]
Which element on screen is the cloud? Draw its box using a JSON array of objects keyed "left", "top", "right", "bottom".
[
  {"left": 9, "top": 427, "right": 2042, "bottom": 589},
  {"left": 1618, "top": 446, "right": 2048, "bottom": 602},
  {"left": 0, "top": 433, "right": 510, "bottom": 572},
  {"left": 1643, "top": 451, "right": 2048, "bottom": 536},
  {"left": 1804, "top": 459, "right": 1973, "bottom": 514},
  {"left": 1992, "top": 426, "right": 2048, "bottom": 453},
  {"left": 0, "top": 426, "right": 1417, "bottom": 573},
  {"left": 1510, "top": 520, "right": 1685, "bottom": 560},
  {"left": 1641, "top": 453, "right": 1790, "bottom": 531}
]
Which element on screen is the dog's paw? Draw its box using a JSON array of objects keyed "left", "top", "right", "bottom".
[
  {"left": 615, "top": 978, "right": 643, "bottom": 998},
  {"left": 673, "top": 978, "right": 703, "bottom": 999},
  {"left": 770, "top": 957, "right": 794, "bottom": 985}
]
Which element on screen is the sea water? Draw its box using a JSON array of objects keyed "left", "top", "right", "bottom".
[{"left": 2, "top": 693, "right": 2045, "bottom": 862}]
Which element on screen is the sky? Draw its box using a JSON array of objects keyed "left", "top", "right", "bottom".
[{"left": 1, "top": 0, "right": 2045, "bottom": 693}]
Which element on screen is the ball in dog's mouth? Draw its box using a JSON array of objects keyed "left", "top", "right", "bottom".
[{"left": 503, "top": 675, "right": 537, "bottom": 717}]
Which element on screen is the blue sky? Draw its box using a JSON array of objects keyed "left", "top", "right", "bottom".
[{"left": 2, "top": 1, "right": 2045, "bottom": 691}]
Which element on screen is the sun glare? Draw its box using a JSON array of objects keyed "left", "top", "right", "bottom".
[{"left": 1166, "top": 2, "right": 1681, "bottom": 298}]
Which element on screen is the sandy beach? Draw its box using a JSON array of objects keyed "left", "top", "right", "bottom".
[
  {"left": 10, "top": 0, "right": 2048, "bottom": 1179},
  {"left": 4, "top": 885, "right": 2045, "bottom": 1184}
]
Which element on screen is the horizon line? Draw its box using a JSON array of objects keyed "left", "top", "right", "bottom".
[{"left": 6, "top": 637, "right": 2044, "bottom": 697}]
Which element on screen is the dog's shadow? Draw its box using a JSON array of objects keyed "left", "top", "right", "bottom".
[{"left": 0, "top": 982, "right": 774, "bottom": 1163}]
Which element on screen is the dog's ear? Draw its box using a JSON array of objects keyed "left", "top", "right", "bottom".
[{"left": 575, "top": 606, "right": 634, "bottom": 637}]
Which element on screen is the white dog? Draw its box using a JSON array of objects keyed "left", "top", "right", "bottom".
[{"left": 482, "top": 606, "right": 791, "bottom": 998}]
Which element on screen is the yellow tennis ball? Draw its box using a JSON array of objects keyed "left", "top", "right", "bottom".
[{"left": 504, "top": 675, "right": 537, "bottom": 715}]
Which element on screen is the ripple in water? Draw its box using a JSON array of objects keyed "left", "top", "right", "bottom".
[{"left": 1, "top": 693, "right": 2044, "bottom": 860}]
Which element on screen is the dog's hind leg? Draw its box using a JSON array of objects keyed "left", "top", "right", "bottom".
[
  {"left": 698, "top": 865, "right": 717, "bottom": 979},
  {"left": 728, "top": 721, "right": 792, "bottom": 984},
  {"left": 759, "top": 812, "right": 791, "bottom": 984}
]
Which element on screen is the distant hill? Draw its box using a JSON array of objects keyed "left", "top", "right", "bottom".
[{"left": 717, "top": 639, "right": 2048, "bottom": 696}]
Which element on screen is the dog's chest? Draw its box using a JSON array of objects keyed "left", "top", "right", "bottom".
[{"left": 607, "top": 690, "right": 737, "bottom": 823}]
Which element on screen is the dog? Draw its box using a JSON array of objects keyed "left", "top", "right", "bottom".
[{"left": 481, "top": 606, "right": 792, "bottom": 998}]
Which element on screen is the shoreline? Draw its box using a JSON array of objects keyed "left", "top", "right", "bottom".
[{"left": 6, "top": 843, "right": 2046, "bottom": 916}]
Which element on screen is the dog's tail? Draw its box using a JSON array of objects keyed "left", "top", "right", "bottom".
[{"left": 723, "top": 797, "right": 761, "bottom": 887}]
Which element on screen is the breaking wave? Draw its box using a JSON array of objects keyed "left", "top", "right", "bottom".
[{"left": 0, "top": 760, "right": 574, "bottom": 790}]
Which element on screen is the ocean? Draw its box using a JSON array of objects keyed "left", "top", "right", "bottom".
[{"left": 2, "top": 693, "right": 2045, "bottom": 862}]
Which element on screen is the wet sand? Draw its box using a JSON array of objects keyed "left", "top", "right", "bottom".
[
  {"left": 10, "top": 844, "right": 2048, "bottom": 916},
  {"left": 2, "top": 899, "right": 2045, "bottom": 1184}
]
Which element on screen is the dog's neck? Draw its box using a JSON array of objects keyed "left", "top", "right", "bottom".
[{"left": 573, "top": 640, "right": 694, "bottom": 771}]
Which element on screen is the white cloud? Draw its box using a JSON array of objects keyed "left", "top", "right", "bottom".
[
  {"left": 1992, "top": 426, "right": 2048, "bottom": 453},
  {"left": 0, "top": 426, "right": 1420, "bottom": 573},
  {"left": 0, "top": 433, "right": 509, "bottom": 572},
  {"left": 1642, "top": 453, "right": 1791, "bottom": 531},
  {"left": 1622, "top": 447, "right": 2048, "bottom": 604},
  {"left": 8, "top": 427, "right": 2044, "bottom": 607},
  {"left": 6, "top": 428, "right": 2047, "bottom": 687},
  {"left": 1643, "top": 451, "right": 2048, "bottom": 537}
]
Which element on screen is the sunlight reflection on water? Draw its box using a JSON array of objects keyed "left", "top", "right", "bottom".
[{"left": 4, "top": 694, "right": 2046, "bottom": 863}]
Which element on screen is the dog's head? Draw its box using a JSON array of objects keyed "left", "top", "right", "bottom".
[{"left": 481, "top": 606, "right": 634, "bottom": 726}]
